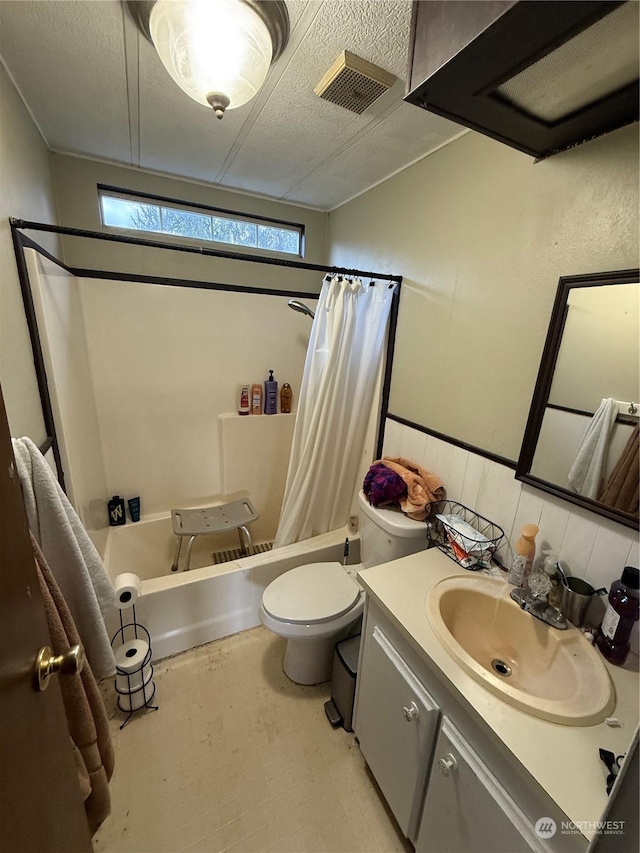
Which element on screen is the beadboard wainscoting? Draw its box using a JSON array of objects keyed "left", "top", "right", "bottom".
[{"left": 381, "top": 418, "right": 639, "bottom": 653}]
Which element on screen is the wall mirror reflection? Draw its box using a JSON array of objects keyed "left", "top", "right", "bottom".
[{"left": 517, "top": 269, "right": 639, "bottom": 530}]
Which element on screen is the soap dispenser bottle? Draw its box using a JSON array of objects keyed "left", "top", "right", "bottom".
[
  {"left": 264, "top": 370, "right": 278, "bottom": 414},
  {"left": 507, "top": 524, "right": 539, "bottom": 586}
]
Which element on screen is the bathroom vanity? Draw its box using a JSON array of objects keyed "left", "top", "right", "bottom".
[{"left": 354, "top": 549, "right": 639, "bottom": 853}]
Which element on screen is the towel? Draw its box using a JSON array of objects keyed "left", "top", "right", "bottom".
[
  {"left": 598, "top": 424, "right": 639, "bottom": 516},
  {"left": 567, "top": 398, "right": 618, "bottom": 500},
  {"left": 32, "top": 535, "right": 114, "bottom": 834},
  {"left": 363, "top": 462, "right": 407, "bottom": 506},
  {"left": 12, "top": 437, "right": 115, "bottom": 679},
  {"left": 377, "top": 456, "right": 444, "bottom": 520}
]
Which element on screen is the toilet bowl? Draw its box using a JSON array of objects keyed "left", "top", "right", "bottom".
[
  {"left": 260, "top": 491, "right": 428, "bottom": 684},
  {"left": 259, "top": 561, "right": 364, "bottom": 684}
]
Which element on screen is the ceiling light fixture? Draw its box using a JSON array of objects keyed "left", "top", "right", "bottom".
[{"left": 125, "top": 0, "right": 289, "bottom": 119}]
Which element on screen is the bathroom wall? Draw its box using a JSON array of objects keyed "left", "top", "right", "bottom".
[
  {"left": 532, "top": 409, "right": 633, "bottom": 487},
  {"left": 549, "top": 283, "right": 639, "bottom": 413},
  {"left": 77, "top": 274, "right": 312, "bottom": 518},
  {"left": 382, "top": 418, "right": 639, "bottom": 653},
  {"left": 24, "top": 250, "right": 109, "bottom": 552},
  {"left": 328, "top": 124, "right": 639, "bottom": 462},
  {"left": 50, "top": 154, "right": 328, "bottom": 295},
  {"left": 0, "top": 61, "right": 60, "bottom": 440}
]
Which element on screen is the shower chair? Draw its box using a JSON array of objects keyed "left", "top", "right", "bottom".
[{"left": 170, "top": 497, "right": 258, "bottom": 571}]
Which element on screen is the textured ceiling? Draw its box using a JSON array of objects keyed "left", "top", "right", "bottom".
[{"left": 0, "top": 0, "right": 463, "bottom": 210}]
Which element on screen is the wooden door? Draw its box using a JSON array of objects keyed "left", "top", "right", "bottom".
[
  {"left": 356, "top": 625, "right": 440, "bottom": 842},
  {"left": 0, "top": 386, "right": 92, "bottom": 852}
]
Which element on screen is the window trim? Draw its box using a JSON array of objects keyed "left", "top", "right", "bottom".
[{"left": 97, "top": 184, "right": 305, "bottom": 258}]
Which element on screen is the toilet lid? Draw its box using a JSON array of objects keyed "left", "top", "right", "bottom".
[{"left": 263, "top": 562, "right": 360, "bottom": 624}]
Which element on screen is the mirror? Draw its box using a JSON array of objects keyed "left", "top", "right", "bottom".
[{"left": 517, "top": 269, "right": 639, "bottom": 530}]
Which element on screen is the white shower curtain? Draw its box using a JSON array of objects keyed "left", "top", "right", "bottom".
[{"left": 274, "top": 275, "right": 396, "bottom": 547}]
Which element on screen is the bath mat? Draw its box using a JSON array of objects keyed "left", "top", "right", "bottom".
[{"left": 212, "top": 541, "right": 274, "bottom": 565}]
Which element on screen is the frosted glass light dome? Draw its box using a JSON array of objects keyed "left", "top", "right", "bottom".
[{"left": 150, "top": 0, "right": 273, "bottom": 117}]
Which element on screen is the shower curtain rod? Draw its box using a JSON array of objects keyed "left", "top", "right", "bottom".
[{"left": 10, "top": 219, "right": 403, "bottom": 284}]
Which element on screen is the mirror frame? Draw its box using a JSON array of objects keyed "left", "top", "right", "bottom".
[{"left": 516, "top": 267, "right": 640, "bottom": 531}]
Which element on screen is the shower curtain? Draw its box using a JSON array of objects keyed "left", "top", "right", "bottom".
[{"left": 274, "top": 275, "right": 396, "bottom": 548}]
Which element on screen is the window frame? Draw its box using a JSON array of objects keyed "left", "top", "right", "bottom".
[{"left": 97, "top": 184, "right": 305, "bottom": 258}]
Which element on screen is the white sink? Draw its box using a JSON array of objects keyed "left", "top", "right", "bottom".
[{"left": 428, "top": 575, "right": 615, "bottom": 726}]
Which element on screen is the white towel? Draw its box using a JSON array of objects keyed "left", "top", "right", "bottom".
[
  {"left": 12, "top": 437, "right": 116, "bottom": 679},
  {"left": 567, "top": 398, "right": 618, "bottom": 500}
]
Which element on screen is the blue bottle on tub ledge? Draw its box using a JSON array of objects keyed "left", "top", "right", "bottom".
[
  {"left": 264, "top": 369, "right": 278, "bottom": 414},
  {"left": 128, "top": 497, "right": 141, "bottom": 522},
  {"left": 108, "top": 496, "right": 126, "bottom": 526}
]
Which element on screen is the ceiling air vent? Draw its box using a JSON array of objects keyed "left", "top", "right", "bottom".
[{"left": 314, "top": 51, "right": 396, "bottom": 114}]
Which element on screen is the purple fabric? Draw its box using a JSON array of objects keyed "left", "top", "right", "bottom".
[{"left": 363, "top": 463, "right": 407, "bottom": 507}]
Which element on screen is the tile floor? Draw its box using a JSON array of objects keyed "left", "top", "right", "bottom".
[{"left": 94, "top": 627, "right": 411, "bottom": 853}]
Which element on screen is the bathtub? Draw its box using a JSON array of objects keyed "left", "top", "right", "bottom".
[{"left": 103, "top": 513, "right": 358, "bottom": 661}]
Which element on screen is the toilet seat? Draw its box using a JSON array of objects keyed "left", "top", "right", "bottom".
[{"left": 262, "top": 562, "right": 360, "bottom": 624}]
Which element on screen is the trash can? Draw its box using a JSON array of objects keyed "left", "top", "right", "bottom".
[{"left": 324, "top": 634, "right": 361, "bottom": 732}]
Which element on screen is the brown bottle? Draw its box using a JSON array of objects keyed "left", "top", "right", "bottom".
[{"left": 280, "top": 383, "right": 293, "bottom": 413}]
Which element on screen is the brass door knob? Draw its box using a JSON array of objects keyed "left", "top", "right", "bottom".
[{"left": 35, "top": 644, "right": 85, "bottom": 691}]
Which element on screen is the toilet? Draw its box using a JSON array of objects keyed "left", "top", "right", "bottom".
[{"left": 259, "top": 491, "right": 427, "bottom": 684}]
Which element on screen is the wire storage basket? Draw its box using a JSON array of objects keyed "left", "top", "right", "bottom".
[{"left": 426, "top": 500, "right": 504, "bottom": 570}]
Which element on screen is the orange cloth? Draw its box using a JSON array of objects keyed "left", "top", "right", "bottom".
[
  {"left": 377, "top": 456, "right": 444, "bottom": 520},
  {"left": 32, "top": 534, "right": 114, "bottom": 834}
]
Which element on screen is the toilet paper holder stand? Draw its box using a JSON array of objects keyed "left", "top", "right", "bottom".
[{"left": 111, "top": 604, "right": 159, "bottom": 729}]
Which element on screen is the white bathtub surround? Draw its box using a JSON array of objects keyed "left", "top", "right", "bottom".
[
  {"left": 218, "top": 412, "right": 296, "bottom": 546},
  {"left": 382, "top": 418, "right": 640, "bottom": 653},
  {"left": 275, "top": 277, "right": 396, "bottom": 548},
  {"left": 104, "top": 519, "right": 356, "bottom": 661}
]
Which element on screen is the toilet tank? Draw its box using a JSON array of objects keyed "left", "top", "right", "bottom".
[{"left": 357, "top": 491, "right": 428, "bottom": 568}]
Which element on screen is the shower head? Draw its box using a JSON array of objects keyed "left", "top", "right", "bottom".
[{"left": 288, "top": 299, "right": 315, "bottom": 319}]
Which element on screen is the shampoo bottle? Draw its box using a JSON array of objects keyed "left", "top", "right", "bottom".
[
  {"left": 280, "top": 383, "right": 292, "bottom": 414},
  {"left": 264, "top": 370, "right": 278, "bottom": 414},
  {"left": 237, "top": 383, "right": 250, "bottom": 415},
  {"left": 108, "top": 495, "right": 126, "bottom": 527},
  {"left": 251, "top": 384, "right": 263, "bottom": 415},
  {"left": 507, "top": 524, "right": 539, "bottom": 586}
]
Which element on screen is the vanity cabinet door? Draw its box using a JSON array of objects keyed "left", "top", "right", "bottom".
[
  {"left": 416, "top": 718, "right": 542, "bottom": 853},
  {"left": 356, "top": 626, "right": 440, "bottom": 841}
]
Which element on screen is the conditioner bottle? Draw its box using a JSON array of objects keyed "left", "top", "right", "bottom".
[
  {"left": 237, "top": 383, "right": 250, "bottom": 415},
  {"left": 507, "top": 524, "right": 539, "bottom": 586}
]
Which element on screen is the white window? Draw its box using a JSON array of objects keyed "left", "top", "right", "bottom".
[{"left": 99, "top": 187, "right": 303, "bottom": 256}]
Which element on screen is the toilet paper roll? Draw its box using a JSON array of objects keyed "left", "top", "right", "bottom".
[
  {"left": 118, "top": 679, "right": 156, "bottom": 712},
  {"left": 114, "top": 573, "right": 142, "bottom": 609},
  {"left": 115, "top": 638, "right": 149, "bottom": 674},
  {"left": 115, "top": 661, "right": 153, "bottom": 694}
]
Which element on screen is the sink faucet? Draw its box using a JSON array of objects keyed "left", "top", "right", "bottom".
[{"left": 510, "top": 587, "right": 568, "bottom": 630}]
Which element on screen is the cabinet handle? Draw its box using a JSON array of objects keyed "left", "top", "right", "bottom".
[
  {"left": 403, "top": 701, "right": 419, "bottom": 722},
  {"left": 438, "top": 753, "right": 458, "bottom": 776}
]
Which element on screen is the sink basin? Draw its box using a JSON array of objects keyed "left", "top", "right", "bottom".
[{"left": 428, "top": 575, "right": 614, "bottom": 726}]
